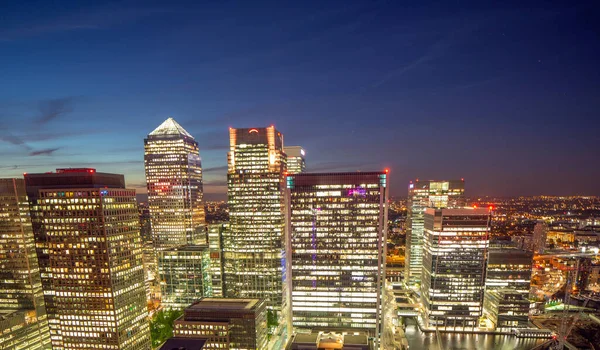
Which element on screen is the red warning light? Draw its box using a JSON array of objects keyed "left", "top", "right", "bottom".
[
  {"left": 488, "top": 205, "right": 494, "bottom": 210},
  {"left": 473, "top": 205, "right": 478, "bottom": 209},
  {"left": 384, "top": 168, "right": 389, "bottom": 174}
]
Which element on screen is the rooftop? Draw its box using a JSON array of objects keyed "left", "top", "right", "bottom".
[
  {"left": 159, "top": 338, "right": 206, "bottom": 350},
  {"left": 187, "top": 298, "right": 260, "bottom": 311},
  {"left": 149, "top": 117, "right": 194, "bottom": 138}
]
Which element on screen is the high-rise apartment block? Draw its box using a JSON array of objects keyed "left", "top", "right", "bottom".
[
  {"left": 0, "top": 179, "right": 50, "bottom": 349},
  {"left": 421, "top": 208, "right": 490, "bottom": 330},
  {"left": 285, "top": 172, "right": 388, "bottom": 336},
  {"left": 224, "top": 126, "right": 289, "bottom": 341},
  {"left": 284, "top": 146, "right": 306, "bottom": 174},
  {"left": 483, "top": 248, "right": 533, "bottom": 329},
  {"left": 173, "top": 298, "right": 268, "bottom": 350},
  {"left": 24, "top": 169, "right": 150, "bottom": 350},
  {"left": 144, "top": 117, "right": 206, "bottom": 250},
  {"left": 158, "top": 245, "right": 212, "bottom": 309},
  {"left": 405, "top": 180, "right": 464, "bottom": 288}
]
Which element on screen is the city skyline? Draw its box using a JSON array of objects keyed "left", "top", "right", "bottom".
[{"left": 1, "top": 1, "right": 599, "bottom": 198}]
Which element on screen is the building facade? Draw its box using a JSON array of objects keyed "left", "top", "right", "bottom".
[
  {"left": 158, "top": 245, "right": 212, "bottom": 309},
  {"left": 284, "top": 146, "right": 306, "bottom": 174},
  {"left": 223, "top": 126, "right": 289, "bottom": 342},
  {"left": 173, "top": 298, "right": 268, "bottom": 350},
  {"left": 207, "top": 223, "right": 226, "bottom": 298},
  {"left": 405, "top": 180, "right": 464, "bottom": 288},
  {"left": 532, "top": 221, "right": 547, "bottom": 254},
  {"left": 0, "top": 178, "right": 51, "bottom": 349},
  {"left": 144, "top": 117, "right": 206, "bottom": 250},
  {"left": 421, "top": 208, "right": 490, "bottom": 330},
  {"left": 483, "top": 248, "right": 533, "bottom": 329},
  {"left": 24, "top": 169, "right": 150, "bottom": 350},
  {"left": 285, "top": 172, "right": 388, "bottom": 336}
]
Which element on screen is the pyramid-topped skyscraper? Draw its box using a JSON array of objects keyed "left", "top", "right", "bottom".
[{"left": 144, "top": 117, "right": 206, "bottom": 249}]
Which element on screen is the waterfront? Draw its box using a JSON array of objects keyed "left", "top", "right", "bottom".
[{"left": 403, "top": 320, "right": 547, "bottom": 350}]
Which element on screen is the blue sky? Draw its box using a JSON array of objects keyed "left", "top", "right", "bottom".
[{"left": 1, "top": 0, "right": 599, "bottom": 198}]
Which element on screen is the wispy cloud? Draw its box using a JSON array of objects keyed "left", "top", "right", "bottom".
[
  {"left": 37, "top": 97, "right": 76, "bottom": 124},
  {"left": 29, "top": 147, "right": 60, "bottom": 156},
  {"left": 203, "top": 166, "right": 228, "bottom": 173}
]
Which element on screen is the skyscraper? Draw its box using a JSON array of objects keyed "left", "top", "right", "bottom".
[
  {"left": 284, "top": 146, "right": 306, "bottom": 174},
  {"left": 285, "top": 172, "right": 388, "bottom": 336},
  {"left": 405, "top": 179, "right": 465, "bottom": 288},
  {"left": 207, "top": 223, "right": 226, "bottom": 297},
  {"left": 0, "top": 178, "right": 50, "bottom": 349},
  {"left": 224, "top": 126, "right": 289, "bottom": 344},
  {"left": 24, "top": 169, "right": 150, "bottom": 350},
  {"left": 421, "top": 208, "right": 490, "bottom": 331},
  {"left": 144, "top": 117, "right": 206, "bottom": 250}
]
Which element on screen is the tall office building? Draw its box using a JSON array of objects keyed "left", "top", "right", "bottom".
[
  {"left": 284, "top": 146, "right": 306, "bottom": 174},
  {"left": 421, "top": 208, "right": 490, "bottom": 330},
  {"left": 224, "top": 126, "right": 289, "bottom": 345},
  {"left": 0, "top": 179, "right": 50, "bottom": 349},
  {"left": 483, "top": 248, "right": 533, "bottom": 329},
  {"left": 173, "top": 298, "right": 268, "bottom": 350},
  {"left": 24, "top": 169, "right": 150, "bottom": 350},
  {"left": 405, "top": 180, "right": 464, "bottom": 288},
  {"left": 158, "top": 245, "right": 212, "bottom": 309},
  {"left": 144, "top": 117, "right": 206, "bottom": 250},
  {"left": 285, "top": 172, "right": 389, "bottom": 336}
]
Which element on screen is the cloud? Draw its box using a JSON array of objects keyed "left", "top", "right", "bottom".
[
  {"left": 0, "top": 133, "right": 32, "bottom": 150},
  {"left": 204, "top": 180, "right": 227, "bottom": 187},
  {"left": 37, "top": 97, "right": 76, "bottom": 124},
  {"left": 29, "top": 148, "right": 60, "bottom": 156}
]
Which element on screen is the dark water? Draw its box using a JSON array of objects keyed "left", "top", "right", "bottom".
[{"left": 403, "top": 321, "right": 546, "bottom": 350}]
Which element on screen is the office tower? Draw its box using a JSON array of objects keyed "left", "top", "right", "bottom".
[
  {"left": 285, "top": 172, "right": 389, "bottom": 336},
  {"left": 284, "top": 146, "right": 306, "bottom": 174},
  {"left": 144, "top": 117, "right": 206, "bottom": 250},
  {"left": 224, "top": 126, "right": 289, "bottom": 343},
  {"left": 158, "top": 245, "right": 212, "bottom": 309},
  {"left": 24, "top": 169, "right": 150, "bottom": 350},
  {"left": 0, "top": 179, "right": 50, "bottom": 349},
  {"left": 532, "top": 221, "right": 547, "bottom": 254},
  {"left": 405, "top": 180, "right": 464, "bottom": 288},
  {"left": 207, "top": 223, "right": 226, "bottom": 297},
  {"left": 483, "top": 248, "right": 533, "bottom": 329},
  {"left": 421, "top": 208, "right": 490, "bottom": 330},
  {"left": 173, "top": 298, "right": 268, "bottom": 350}
]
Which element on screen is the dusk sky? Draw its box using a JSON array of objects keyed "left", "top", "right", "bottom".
[{"left": 1, "top": 0, "right": 599, "bottom": 199}]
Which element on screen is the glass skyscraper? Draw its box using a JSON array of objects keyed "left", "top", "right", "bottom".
[
  {"left": 405, "top": 179, "right": 465, "bottom": 288},
  {"left": 224, "top": 126, "right": 289, "bottom": 345},
  {"left": 421, "top": 208, "right": 490, "bottom": 331},
  {"left": 0, "top": 178, "right": 51, "bottom": 349},
  {"left": 144, "top": 117, "right": 206, "bottom": 250},
  {"left": 24, "top": 169, "right": 150, "bottom": 350},
  {"left": 285, "top": 172, "right": 388, "bottom": 336},
  {"left": 284, "top": 146, "right": 306, "bottom": 174}
]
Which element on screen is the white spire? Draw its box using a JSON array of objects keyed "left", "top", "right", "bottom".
[{"left": 149, "top": 117, "right": 193, "bottom": 138}]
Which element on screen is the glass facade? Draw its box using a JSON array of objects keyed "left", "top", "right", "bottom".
[
  {"left": 283, "top": 146, "right": 306, "bottom": 174},
  {"left": 421, "top": 208, "right": 490, "bottom": 331},
  {"left": 224, "top": 126, "right": 289, "bottom": 342},
  {"left": 158, "top": 245, "right": 212, "bottom": 309},
  {"left": 173, "top": 298, "right": 268, "bottom": 350},
  {"left": 483, "top": 248, "right": 533, "bottom": 329},
  {"left": 285, "top": 172, "right": 388, "bottom": 336},
  {"left": 144, "top": 117, "right": 206, "bottom": 250},
  {"left": 0, "top": 178, "right": 51, "bottom": 349},
  {"left": 405, "top": 180, "right": 465, "bottom": 288},
  {"left": 24, "top": 170, "right": 150, "bottom": 350},
  {"left": 207, "top": 223, "right": 226, "bottom": 298}
]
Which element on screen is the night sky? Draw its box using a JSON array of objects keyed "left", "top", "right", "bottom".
[{"left": 1, "top": 1, "right": 599, "bottom": 199}]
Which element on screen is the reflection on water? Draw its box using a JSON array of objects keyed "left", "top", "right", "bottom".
[{"left": 403, "top": 320, "right": 546, "bottom": 350}]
